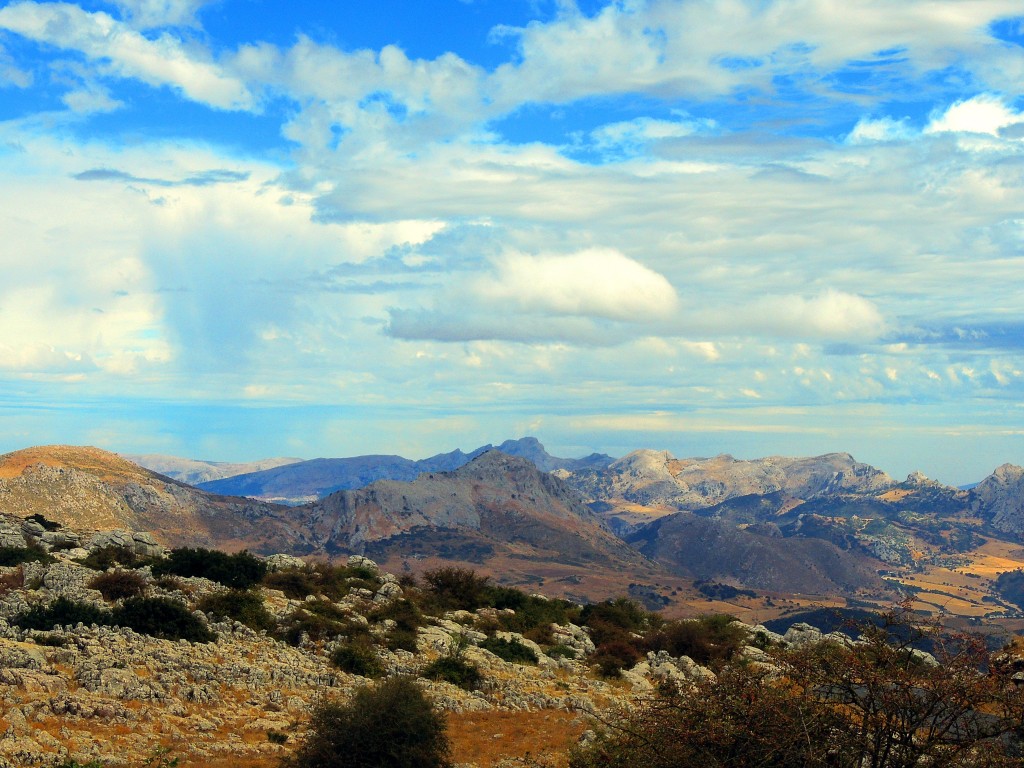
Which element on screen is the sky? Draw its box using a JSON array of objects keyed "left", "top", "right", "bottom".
[{"left": 0, "top": 0, "right": 1022, "bottom": 485}]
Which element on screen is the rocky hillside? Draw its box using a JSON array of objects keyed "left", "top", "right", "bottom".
[
  {"left": 972, "top": 464, "right": 1024, "bottom": 538},
  {"left": 303, "top": 451, "right": 664, "bottom": 600},
  {"left": 0, "top": 446, "right": 301, "bottom": 553},
  {"left": 195, "top": 437, "right": 613, "bottom": 504},
  {"left": 0, "top": 514, "right": 889, "bottom": 768},
  {"left": 561, "top": 450, "right": 896, "bottom": 517}
]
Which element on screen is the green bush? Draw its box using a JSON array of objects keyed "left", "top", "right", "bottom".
[
  {"left": 546, "top": 644, "right": 577, "bottom": 660},
  {"left": 645, "top": 615, "right": 747, "bottom": 668},
  {"left": 77, "top": 545, "right": 151, "bottom": 571},
  {"left": 0, "top": 545, "right": 53, "bottom": 567},
  {"left": 263, "top": 567, "right": 320, "bottom": 599},
  {"left": 282, "top": 676, "right": 450, "bottom": 768},
  {"left": 13, "top": 597, "right": 111, "bottom": 630},
  {"left": 480, "top": 636, "right": 538, "bottom": 665},
  {"left": 152, "top": 547, "right": 267, "bottom": 590},
  {"left": 420, "top": 655, "right": 482, "bottom": 690},
  {"left": 263, "top": 562, "right": 378, "bottom": 601},
  {"left": 421, "top": 567, "right": 491, "bottom": 612},
  {"left": 330, "top": 638, "right": 385, "bottom": 678},
  {"left": 88, "top": 570, "right": 148, "bottom": 601},
  {"left": 276, "top": 601, "right": 369, "bottom": 646},
  {"left": 111, "top": 597, "right": 216, "bottom": 643},
  {"left": 197, "top": 589, "right": 275, "bottom": 631},
  {"left": 369, "top": 598, "right": 424, "bottom": 652}
]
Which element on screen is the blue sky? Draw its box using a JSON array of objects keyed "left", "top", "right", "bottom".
[{"left": 1, "top": 0, "right": 1023, "bottom": 484}]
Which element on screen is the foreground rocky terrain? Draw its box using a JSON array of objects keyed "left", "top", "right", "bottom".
[{"left": 0, "top": 510, "right": 840, "bottom": 768}]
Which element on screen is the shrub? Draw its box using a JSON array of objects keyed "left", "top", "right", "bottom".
[
  {"left": 267, "top": 730, "right": 289, "bottom": 745},
  {"left": 330, "top": 638, "right": 385, "bottom": 678},
  {"left": 0, "top": 569, "right": 25, "bottom": 594},
  {"left": 78, "top": 545, "right": 148, "bottom": 571},
  {"left": 111, "top": 597, "right": 216, "bottom": 643},
  {"left": 645, "top": 615, "right": 747, "bottom": 668},
  {"left": 283, "top": 676, "right": 450, "bottom": 768},
  {"left": 197, "top": 589, "right": 275, "bottom": 631},
  {"left": 369, "top": 598, "right": 424, "bottom": 652},
  {"left": 480, "top": 636, "right": 538, "bottom": 665},
  {"left": 580, "top": 598, "right": 651, "bottom": 638},
  {"left": 420, "top": 655, "right": 482, "bottom": 690},
  {"left": 13, "top": 597, "right": 111, "bottom": 630},
  {"left": 152, "top": 547, "right": 267, "bottom": 590},
  {"left": 89, "top": 570, "right": 148, "bottom": 601},
  {"left": 263, "top": 562, "right": 377, "bottom": 601},
  {"left": 263, "top": 567, "right": 320, "bottom": 599},
  {"left": 421, "top": 567, "right": 491, "bottom": 612},
  {"left": 0, "top": 545, "right": 53, "bottom": 567},
  {"left": 276, "top": 601, "right": 368, "bottom": 646},
  {"left": 571, "top": 609, "right": 1024, "bottom": 768},
  {"left": 546, "top": 644, "right": 577, "bottom": 660},
  {"left": 591, "top": 639, "right": 643, "bottom": 678}
]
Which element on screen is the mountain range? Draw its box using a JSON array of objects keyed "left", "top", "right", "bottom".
[
  {"left": 180, "top": 437, "right": 613, "bottom": 504},
  {"left": 5, "top": 439, "right": 1024, "bottom": 619}
]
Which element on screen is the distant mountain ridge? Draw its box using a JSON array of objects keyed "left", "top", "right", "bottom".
[
  {"left": 122, "top": 453, "right": 303, "bottom": 486},
  {"left": 193, "top": 437, "right": 614, "bottom": 504}
]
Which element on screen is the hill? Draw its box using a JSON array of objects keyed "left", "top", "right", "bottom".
[
  {"left": 302, "top": 450, "right": 668, "bottom": 601},
  {"left": 0, "top": 445, "right": 301, "bottom": 553}
]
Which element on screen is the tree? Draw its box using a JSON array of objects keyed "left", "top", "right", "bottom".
[
  {"left": 571, "top": 608, "right": 1024, "bottom": 768},
  {"left": 282, "top": 676, "right": 451, "bottom": 768}
]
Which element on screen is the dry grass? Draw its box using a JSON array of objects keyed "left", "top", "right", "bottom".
[{"left": 446, "top": 709, "right": 586, "bottom": 767}]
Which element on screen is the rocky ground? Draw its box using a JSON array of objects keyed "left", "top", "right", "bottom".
[{"left": 0, "top": 512, "right": 830, "bottom": 768}]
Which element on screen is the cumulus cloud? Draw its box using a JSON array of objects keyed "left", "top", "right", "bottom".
[
  {"left": 0, "top": 2, "right": 252, "bottom": 109},
  {"left": 754, "top": 290, "right": 886, "bottom": 340},
  {"left": 476, "top": 248, "right": 679, "bottom": 322},
  {"left": 925, "top": 94, "right": 1024, "bottom": 136}
]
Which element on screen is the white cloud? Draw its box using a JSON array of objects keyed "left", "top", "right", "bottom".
[
  {"left": 926, "top": 94, "right": 1024, "bottom": 136},
  {"left": 0, "top": 2, "right": 252, "bottom": 110},
  {"left": 476, "top": 248, "right": 679, "bottom": 322},
  {"left": 755, "top": 290, "right": 886, "bottom": 340},
  {"left": 109, "top": 0, "right": 214, "bottom": 29},
  {"left": 847, "top": 117, "right": 916, "bottom": 144},
  {"left": 62, "top": 83, "right": 123, "bottom": 113}
]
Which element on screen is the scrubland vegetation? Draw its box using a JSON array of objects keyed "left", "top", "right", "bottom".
[{"left": 5, "top": 543, "right": 1024, "bottom": 768}]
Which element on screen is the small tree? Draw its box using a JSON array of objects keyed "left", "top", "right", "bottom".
[
  {"left": 571, "top": 608, "right": 1024, "bottom": 768},
  {"left": 282, "top": 676, "right": 450, "bottom": 768}
]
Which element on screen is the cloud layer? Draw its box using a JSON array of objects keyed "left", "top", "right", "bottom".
[{"left": 0, "top": 0, "right": 1022, "bottom": 483}]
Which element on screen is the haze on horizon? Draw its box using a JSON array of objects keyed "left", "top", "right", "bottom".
[{"left": 0, "top": 0, "right": 1022, "bottom": 487}]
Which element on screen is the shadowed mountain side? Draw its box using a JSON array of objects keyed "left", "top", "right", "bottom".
[
  {"left": 0, "top": 445, "right": 303, "bottom": 553},
  {"left": 197, "top": 437, "right": 614, "bottom": 503},
  {"left": 301, "top": 451, "right": 659, "bottom": 595},
  {"left": 626, "top": 512, "right": 891, "bottom": 596}
]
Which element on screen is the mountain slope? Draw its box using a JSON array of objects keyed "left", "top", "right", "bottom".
[
  {"left": 301, "top": 450, "right": 662, "bottom": 598},
  {"left": 197, "top": 437, "right": 614, "bottom": 504},
  {"left": 627, "top": 511, "right": 891, "bottom": 596},
  {"left": 972, "top": 464, "right": 1024, "bottom": 539},
  {"left": 0, "top": 445, "right": 301, "bottom": 552},
  {"left": 565, "top": 450, "right": 895, "bottom": 510}
]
